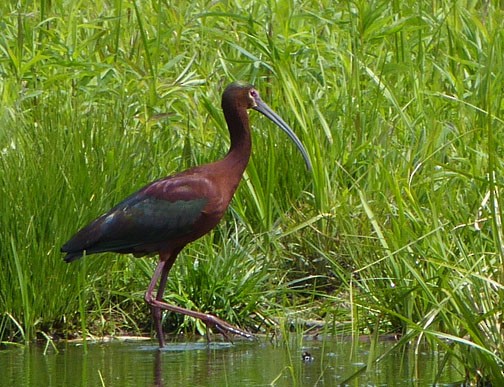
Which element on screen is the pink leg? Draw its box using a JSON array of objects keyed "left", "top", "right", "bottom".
[
  {"left": 144, "top": 250, "right": 253, "bottom": 348},
  {"left": 145, "top": 251, "right": 178, "bottom": 348},
  {"left": 147, "top": 299, "right": 254, "bottom": 340}
]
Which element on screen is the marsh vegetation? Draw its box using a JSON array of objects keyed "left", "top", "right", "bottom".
[{"left": 1, "top": 0, "right": 502, "bottom": 384}]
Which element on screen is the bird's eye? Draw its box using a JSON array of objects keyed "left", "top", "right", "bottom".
[{"left": 249, "top": 89, "right": 258, "bottom": 99}]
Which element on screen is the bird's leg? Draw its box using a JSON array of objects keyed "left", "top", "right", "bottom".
[
  {"left": 148, "top": 298, "right": 254, "bottom": 340},
  {"left": 145, "top": 260, "right": 166, "bottom": 347},
  {"left": 145, "top": 252, "right": 177, "bottom": 348},
  {"left": 144, "top": 252, "right": 254, "bottom": 344}
]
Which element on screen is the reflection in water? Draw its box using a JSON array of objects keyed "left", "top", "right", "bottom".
[
  {"left": 152, "top": 341, "right": 236, "bottom": 387},
  {"left": 154, "top": 350, "right": 162, "bottom": 387},
  {"left": 0, "top": 337, "right": 464, "bottom": 386}
]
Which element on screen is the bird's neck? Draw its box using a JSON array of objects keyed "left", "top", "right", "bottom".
[
  {"left": 205, "top": 106, "right": 252, "bottom": 203},
  {"left": 222, "top": 107, "right": 252, "bottom": 176}
]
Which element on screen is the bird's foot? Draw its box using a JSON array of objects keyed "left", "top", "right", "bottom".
[
  {"left": 201, "top": 313, "right": 254, "bottom": 341},
  {"left": 147, "top": 297, "right": 254, "bottom": 342}
]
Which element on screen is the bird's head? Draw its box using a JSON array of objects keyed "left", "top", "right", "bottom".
[
  {"left": 222, "top": 81, "right": 257, "bottom": 110},
  {"left": 222, "top": 81, "right": 312, "bottom": 170}
]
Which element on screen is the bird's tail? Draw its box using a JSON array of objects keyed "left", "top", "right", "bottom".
[{"left": 61, "top": 250, "right": 83, "bottom": 263}]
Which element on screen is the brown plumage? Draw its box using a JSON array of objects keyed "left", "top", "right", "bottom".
[{"left": 61, "top": 81, "right": 311, "bottom": 347}]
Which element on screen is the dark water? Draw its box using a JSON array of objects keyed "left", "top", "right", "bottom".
[{"left": 0, "top": 336, "right": 463, "bottom": 386}]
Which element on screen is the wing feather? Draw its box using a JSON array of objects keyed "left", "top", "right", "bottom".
[{"left": 62, "top": 174, "right": 215, "bottom": 261}]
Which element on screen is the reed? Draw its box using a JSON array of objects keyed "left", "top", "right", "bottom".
[{"left": 0, "top": 0, "right": 502, "bottom": 383}]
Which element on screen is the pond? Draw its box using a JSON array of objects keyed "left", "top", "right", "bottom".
[{"left": 1, "top": 335, "right": 464, "bottom": 386}]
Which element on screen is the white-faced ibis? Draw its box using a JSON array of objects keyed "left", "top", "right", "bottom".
[{"left": 61, "top": 81, "right": 311, "bottom": 348}]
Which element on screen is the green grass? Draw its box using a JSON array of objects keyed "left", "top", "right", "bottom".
[{"left": 1, "top": 0, "right": 503, "bottom": 384}]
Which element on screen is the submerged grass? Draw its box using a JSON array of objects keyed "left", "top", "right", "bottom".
[{"left": 1, "top": 0, "right": 503, "bottom": 383}]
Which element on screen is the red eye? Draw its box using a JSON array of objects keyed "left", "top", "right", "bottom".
[{"left": 250, "top": 89, "right": 258, "bottom": 98}]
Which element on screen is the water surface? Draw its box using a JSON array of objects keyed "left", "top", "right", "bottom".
[{"left": 0, "top": 336, "right": 463, "bottom": 386}]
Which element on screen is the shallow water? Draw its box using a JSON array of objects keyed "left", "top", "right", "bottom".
[{"left": 0, "top": 336, "right": 463, "bottom": 386}]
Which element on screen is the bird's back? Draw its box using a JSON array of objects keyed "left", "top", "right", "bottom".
[{"left": 61, "top": 169, "right": 231, "bottom": 262}]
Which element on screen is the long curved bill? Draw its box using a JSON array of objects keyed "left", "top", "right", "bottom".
[{"left": 253, "top": 99, "right": 312, "bottom": 171}]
